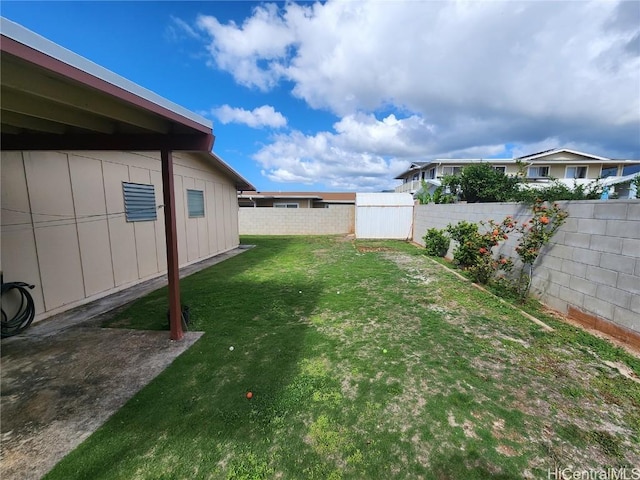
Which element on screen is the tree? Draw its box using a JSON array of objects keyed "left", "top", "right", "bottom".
[{"left": 455, "top": 163, "right": 519, "bottom": 203}]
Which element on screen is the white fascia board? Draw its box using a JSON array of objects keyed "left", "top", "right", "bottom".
[{"left": 521, "top": 148, "right": 611, "bottom": 162}]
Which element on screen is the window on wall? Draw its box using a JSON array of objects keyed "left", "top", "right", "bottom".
[
  {"left": 441, "top": 166, "right": 462, "bottom": 176},
  {"left": 565, "top": 166, "right": 587, "bottom": 179},
  {"left": 187, "top": 189, "right": 205, "bottom": 218},
  {"left": 527, "top": 166, "right": 550, "bottom": 178},
  {"left": 428, "top": 167, "right": 436, "bottom": 179},
  {"left": 601, "top": 166, "right": 618, "bottom": 178},
  {"left": 274, "top": 203, "right": 299, "bottom": 208},
  {"left": 122, "top": 182, "right": 157, "bottom": 222},
  {"left": 493, "top": 166, "right": 507, "bottom": 173}
]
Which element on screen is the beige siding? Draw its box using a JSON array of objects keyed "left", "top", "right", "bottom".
[
  {"left": 150, "top": 169, "right": 167, "bottom": 272},
  {"left": 69, "top": 154, "right": 114, "bottom": 297},
  {"left": 0, "top": 152, "right": 46, "bottom": 314},
  {"left": 215, "top": 185, "right": 226, "bottom": 251},
  {"left": 548, "top": 165, "right": 565, "bottom": 178},
  {"left": 1, "top": 150, "right": 240, "bottom": 322},
  {"left": 25, "top": 152, "right": 85, "bottom": 311},
  {"left": 195, "top": 179, "right": 209, "bottom": 259},
  {"left": 103, "top": 161, "right": 138, "bottom": 287},
  {"left": 182, "top": 176, "right": 199, "bottom": 263}
]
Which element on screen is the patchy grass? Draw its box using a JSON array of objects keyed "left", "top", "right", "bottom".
[{"left": 47, "top": 236, "right": 640, "bottom": 479}]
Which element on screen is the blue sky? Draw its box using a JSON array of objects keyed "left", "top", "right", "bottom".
[{"left": 2, "top": 1, "right": 639, "bottom": 192}]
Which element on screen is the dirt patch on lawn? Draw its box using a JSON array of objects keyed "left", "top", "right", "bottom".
[
  {"left": 356, "top": 246, "right": 393, "bottom": 253},
  {"left": 1, "top": 327, "right": 202, "bottom": 480}
]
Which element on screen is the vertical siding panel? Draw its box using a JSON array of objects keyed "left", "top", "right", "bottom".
[
  {"left": 223, "top": 184, "right": 233, "bottom": 250},
  {"left": 214, "top": 184, "right": 225, "bottom": 252},
  {"left": 0, "top": 151, "right": 45, "bottom": 314},
  {"left": 68, "top": 154, "right": 114, "bottom": 296},
  {"left": 206, "top": 181, "right": 219, "bottom": 254},
  {"left": 182, "top": 176, "right": 198, "bottom": 262},
  {"left": 129, "top": 167, "right": 158, "bottom": 278},
  {"left": 194, "top": 179, "right": 209, "bottom": 258},
  {"left": 24, "top": 152, "right": 84, "bottom": 310},
  {"left": 150, "top": 169, "right": 167, "bottom": 272},
  {"left": 173, "top": 175, "right": 188, "bottom": 266},
  {"left": 103, "top": 161, "right": 137, "bottom": 286}
]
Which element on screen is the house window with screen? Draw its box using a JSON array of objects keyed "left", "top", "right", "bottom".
[
  {"left": 527, "top": 166, "right": 550, "bottom": 178},
  {"left": 565, "top": 166, "right": 587, "bottom": 179},
  {"left": 274, "top": 203, "right": 299, "bottom": 208},
  {"left": 122, "top": 182, "right": 157, "bottom": 222},
  {"left": 428, "top": 167, "right": 436, "bottom": 179},
  {"left": 600, "top": 166, "right": 618, "bottom": 178},
  {"left": 493, "top": 166, "right": 506, "bottom": 173},
  {"left": 187, "top": 189, "right": 205, "bottom": 218}
]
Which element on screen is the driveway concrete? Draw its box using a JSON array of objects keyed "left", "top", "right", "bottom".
[{"left": 0, "top": 247, "right": 251, "bottom": 480}]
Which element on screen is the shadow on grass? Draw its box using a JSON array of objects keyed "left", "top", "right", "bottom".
[
  {"left": 47, "top": 238, "right": 324, "bottom": 479},
  {"left": 431, "top": 450, "right": 521, "bottom": 479}
]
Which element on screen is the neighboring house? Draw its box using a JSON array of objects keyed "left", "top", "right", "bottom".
[
  {"left": 238, "top": 191, "right": 356, "bottom": 208},
  {"left": 0, "top": 18, "right": 253, "bottom": 332},
  {"left": 395, "top": 149, "right": 640, "bottom": 199}
]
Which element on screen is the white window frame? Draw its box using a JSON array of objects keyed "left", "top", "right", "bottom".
[
  {"left": 527, "top": 165, "right": 550, "bottom": 178},
  {"left": 492, "top": 166, "right": 507, "bottom": 173},
  {"left": 441, "top": 166, "right": 462, "bottom": 176},
  {"left": 428, "top": 167, "right": 436, "bottom": 179},
  {"left": 186, "top": 189, "right": 205, "bottom": 218},
  {"left": 274, "top": 202, "right": 299, "bottom": 208},
  {"left": 565, "top": 165, "right": 588, "bottom": 179}
]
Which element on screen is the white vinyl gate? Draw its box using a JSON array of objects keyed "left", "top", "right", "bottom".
[{"left": 355, "top": 193, "right": 414, "bottom": 239}]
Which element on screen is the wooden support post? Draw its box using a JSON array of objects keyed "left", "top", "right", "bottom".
[{"left": 161, "top": 149, "right": 183, "bottom": 341}]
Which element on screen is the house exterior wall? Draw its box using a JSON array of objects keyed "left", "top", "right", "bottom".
[
  {"left": 1, "top": 150, "right": 239, "bottom": 322},
  {"left": 239, "top": 205, "right": 355, "bottom": 235},
  {"left": 412, "top": 200, "right": 640, "bottom": 336}
]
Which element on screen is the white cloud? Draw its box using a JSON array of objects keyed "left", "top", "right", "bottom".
[
  {"left": 196, "top": 4, "right": 296, "bottom": 90},
  {"left": 253, "top": 114, "right": 467, "bottom": 191},
  {"left": 191, "top": 0, "right": 639, "bottom": 189},
  {"left": 211, "top": 105, "right": 287, "bottom": 128},
  {"left": 166, "top": 15, "right": 202, "bottom": 41}
]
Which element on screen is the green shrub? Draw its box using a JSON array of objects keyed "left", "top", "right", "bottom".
[
  {"left": 446, "top": 219, "right": 514, "bottom": 284},
  {"left": 458, "top": 163, "right": 519, "bottom": 203},
  {"left": 423, "top": 228, "right": 450, "bottom": 257},
  {"left": 445, "top": 221, "right": 480, "bottom": 268}
]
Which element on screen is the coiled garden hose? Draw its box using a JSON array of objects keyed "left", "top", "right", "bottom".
[{"left": 1, "top": 282, "right": 36, "bottom": 338}]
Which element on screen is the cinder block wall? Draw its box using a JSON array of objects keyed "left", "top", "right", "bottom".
[
  {"left": 413, "top": 200, "right": 640, "bottom": 336},
  {"left": 239, "top": 205, "right": 355, "bottom": 235}
]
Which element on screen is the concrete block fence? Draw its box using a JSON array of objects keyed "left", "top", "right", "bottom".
[
  {"left": 413, "top": 200, "right": 640, "bottom": 338},
  {"left": 239, "top": 205, "right": 355, "bottom": 236}
]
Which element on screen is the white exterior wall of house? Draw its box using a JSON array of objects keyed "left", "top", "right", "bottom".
[
  {"left": 396, "top": 150, "right": 639, "bottom": 196},
  {"left": 1, "top": 150, "right": 240, "bottom": 322}
]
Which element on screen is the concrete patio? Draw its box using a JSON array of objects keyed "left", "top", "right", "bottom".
[{"left": 0, "top": 247, "right": 251, "bottom": 480}]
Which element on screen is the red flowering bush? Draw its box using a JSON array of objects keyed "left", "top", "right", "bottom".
[
  {"left": 514, "top": 200, "right": 568, "bottom": 299},
  {"left": 445, "top": 203, "right": 566, "bottom": 293},
  {"left": 466, "top": 218, "right": 515, "bottom": 284}
]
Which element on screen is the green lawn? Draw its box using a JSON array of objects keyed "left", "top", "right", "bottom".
[{"left": 46, "top": 236, "right": 640, "bottom": 479}]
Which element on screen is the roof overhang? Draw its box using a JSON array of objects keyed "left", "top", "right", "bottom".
[
  {"left": 205, "top": 152, "right": 255, "bottom": 192},
  {"left": 0, "top": 17, "right": 214, "bottom": 152}
]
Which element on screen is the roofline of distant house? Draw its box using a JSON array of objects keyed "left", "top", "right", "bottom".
[
  {"left": 515, "top": 148, "right": 611, "bottom": 162},
  {"left": 238, "top": 194, "right": 323, "bottom": 200},
  {"left": 0, "top": 17, "right": 212, "bottom": 134},
  {"left": 394, "top": 156, "right": 640, "bottom": 179}
]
